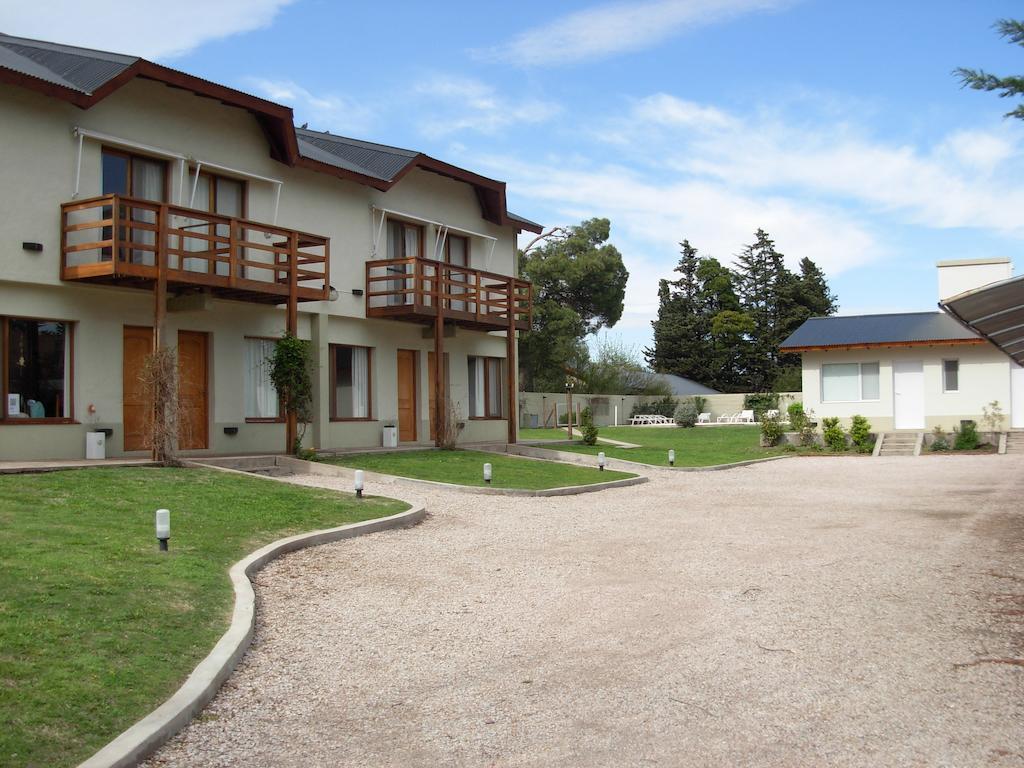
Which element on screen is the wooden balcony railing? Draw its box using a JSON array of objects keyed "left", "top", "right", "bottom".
[
  {"left": 60, "top": 194, "right": 330, "bottom": 304},
  {"left": 365, "top": 257, "right": 531, "bottom": 332}
]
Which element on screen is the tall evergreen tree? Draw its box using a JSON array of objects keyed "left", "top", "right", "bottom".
[
  {"left": 955, "top": 19, "right": 1024, "bottom": 120},
  {"left": 732, "top": 229, "right": 788, "bottom": 391}
]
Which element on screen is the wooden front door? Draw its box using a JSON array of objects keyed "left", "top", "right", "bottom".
[
  {"left": 428, "top": 351, "right": 450, "bottom": 441},
  {"left": 177, "top": 331, "right": 209, "bottom": 450},
  {"left": 123, "top": 326, "right": 152, "bottom": 451},
  {"left": 396, "top": 349, "right": 417, "bottom": 442}
]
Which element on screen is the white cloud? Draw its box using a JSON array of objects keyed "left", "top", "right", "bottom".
[
  {"left": 413, "top": 75, "right": 561, "bottom": 137},
  {"left": 477, "top": 0, "right": 793, "bottom": 66},
  {"left": 1, "top": 0, "right": 296, "bottom": 60},
  {"left": 245, "top": 78, "right": 375, "bottom": 135}
]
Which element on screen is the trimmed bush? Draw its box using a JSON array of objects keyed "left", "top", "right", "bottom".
[
  {"left": 953, "top": 420, "right": 979, "bottom": 451},
  {"left": 760, "top": 414, "right": 784, "bottom": 447},
  {"left": 579, "top": 407, "right": 599, "bottom": 446},
  {"left": 822, "top": 416, "right": 847, "bottom": 452},
  {"left": 849, "top": 415, "right": 873, "bottom": 453},
  {"left": 675, "top": 401, "right": 698, "bottom": 428},
  {"left": 787, "top": 401, "right": 807, "bottom": 432}
]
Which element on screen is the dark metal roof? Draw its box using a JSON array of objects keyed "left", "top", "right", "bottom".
[
  {"left": 940, "top": 274, "right": 1024, "bottom": 365},
  {"left": 295, "top": 129, "right": 418, "bottom": 182},
  {"left": 780, "top": 311, "right": 980, "bottom": 350},
  {"left": 652, "top": 373, "right": 720, "bottom": 396},
  {"left": 0, "top": 33, "right": 136, "bottom": 94},
  {"left": 507, "top": 211, "right": 543, "bottom": 231}
]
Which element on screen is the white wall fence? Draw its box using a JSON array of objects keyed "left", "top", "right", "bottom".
[{"left": 518, "top": 391, "right": 803, "bottom": 428}]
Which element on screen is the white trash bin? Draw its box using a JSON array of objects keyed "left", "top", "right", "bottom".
[
  {"left": 86, "top": 431, "right": 106, "bottom": 460},
  {"left": 382, "top": 425, "right": 398, "bottom": 448}
]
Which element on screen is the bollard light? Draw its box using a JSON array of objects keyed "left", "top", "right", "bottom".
[
  {"left": 598, "top": 451, "right": 606, "bottom": 471},
  {"left": 354, "top": 469, "right": 365, "bottom": 499},
  {"left": 483, "top": 462, "right": 492, "bottom": 484},
  {"left": 668, "top": 449, "right": 675, "bottom": 467},
  {"left": 155, "top": 508, "right": 170, "bottom": 552}
]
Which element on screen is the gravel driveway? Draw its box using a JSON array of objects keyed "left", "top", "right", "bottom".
[{"left": 146, "top": 455, "right": 1024, "bottom": 767}]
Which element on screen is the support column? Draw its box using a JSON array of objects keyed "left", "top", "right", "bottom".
[
  {"left": 310, "top": 310, "right": 330, "bottom": 451},
  {"left": 433, "top": 286, "right": 445, "bottom": 448},
  {"left": 285, "top": 232, "right": 298, "bottom": 454},
  {"left": 152, "top": 204, "right": 169, "bottom": 461},
  {"left": 506, "top": 292, "right": 518, "bottom": 445}
]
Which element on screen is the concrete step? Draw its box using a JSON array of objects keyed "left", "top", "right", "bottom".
[{"left": 879, "top": 448, "right": 916, "bottom": 456}]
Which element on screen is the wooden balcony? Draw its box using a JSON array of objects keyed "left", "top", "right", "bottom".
[
  {"left": 365, "top": 257, "right": 531, "bottom": 332},
  {"left": 60, "top": 194, "right": 330, "bottom": 304}
]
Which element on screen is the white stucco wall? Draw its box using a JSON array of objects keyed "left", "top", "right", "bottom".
[
  {"left": 801, "top": 345, "right": 1013, "bottom": 432},
  {"left": 0, "top": 79, "right": 521, "bottom": 459}
]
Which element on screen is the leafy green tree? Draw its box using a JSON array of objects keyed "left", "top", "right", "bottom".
[
  {"left": 955, "top": 19, "right": 1024, "bottom": 120},
  {"left": 519, "top": 218, "right": 629, "bottom": 391}
]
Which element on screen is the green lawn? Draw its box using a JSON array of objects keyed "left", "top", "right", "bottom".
[
  {"left": 543, "top": 425, "right": 781, "bottom": 467},
  {"left": 0, "top": 467, "right": 407, "bottom": 768},
  {"left": 518, "top": 427, "right": 575, "bottom": 441},
  {"left": 324, "top": 449, "right": 634, "bottom": 489}
]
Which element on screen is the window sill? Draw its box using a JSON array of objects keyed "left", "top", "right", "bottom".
[
  {"left": 330, "top": 418, "right": 378, "bottom": 423},
  {"left": 245, "top": 417, "right": 285, "bottom": 424},
  {"left": 1, "top": 418, "right": 79, "bottom": 425}
]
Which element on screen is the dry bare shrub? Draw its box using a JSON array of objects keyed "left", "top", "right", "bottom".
[
  {"left": 436, "top": 397, "right": 464, "bottom": 450},
  {"left": 139, "top": 347, "right": 185, "bottom": 466}
]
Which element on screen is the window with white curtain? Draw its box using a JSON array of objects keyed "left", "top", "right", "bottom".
[
  {"left": 468, "top": 356, "right": 503, "bottom": 418},
  {"left": 821, "top": 362, "right": 880, "bottom": 402},
  {"left": 332, "top": 345, "right": 372, "bottom": 419},
  {"left": 244, "top": 337, "right": 279, "bottom": 419},
  {"left": 386, "top": 219, "right": 422, "bottom": 306}
]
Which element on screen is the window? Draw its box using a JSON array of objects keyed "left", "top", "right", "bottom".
[
  {"left": 821, "top": 362, "right": 880, "bottom": 402},
  {"left": 3, "top": 318, "right": 73, "bottom": 422},
  {"left": 185, "top": 170, "right": 247, "bottom": 276},
  {"left": 385, "top": 219, "right": 423, "bottom": 305},
  {"left": 445, "top": 235, "right": 470, "bottom": 312},
  {"left": 331, "top": 345, "right": 372, "bottom": 419},
  {"left": 943, "top": 359, "right": 959, "bottom": 392},
  {"left": 101, "top": 148, "right": 167, "bottom": 265},
  {"left": 244, "top": 338, "right": 280, "bottom": 420},
  {"left": 468, "top": 356, "right": 503, "bottom": 418}
]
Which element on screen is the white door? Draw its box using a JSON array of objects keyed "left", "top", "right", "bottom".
[
  {"left": 893, "top": 360, "right": 925, "bottom": 430},
  {"left": 1012, "top": 362, "right": 1024, "bottom": 429}
]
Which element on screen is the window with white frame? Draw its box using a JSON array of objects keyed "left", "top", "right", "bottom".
[
  {"left": 468, "top": 356, "right": 503, "bottom": 418},
  {"left": 332, "top": 345, "right": 372, "bottom": 419},
  {"left": 821, "top": 362, "right": 879, "bottom": 402},
  {"left": 943, "top": 359, "right": 959, "bottom": 392},
  {"left": 244, "top": 337, "right": 280, "bottom": 420}
]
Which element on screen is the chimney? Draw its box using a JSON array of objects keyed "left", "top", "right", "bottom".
[{"left": 937, "top": 257, "right": 1012, "bottom": 301}]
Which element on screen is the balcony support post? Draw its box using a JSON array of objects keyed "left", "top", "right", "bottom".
[
  {"left": 433, "top": 282, "right": 445, "bottom": 448},
  {"left": 285, "top": 231, "right": 299, "bottom": 455},
  {"left": 152, "top": 204, "right": 170, "bottom": 462},
  {"left": 506, "top": 292, "right": 517, "bottom": 445}
]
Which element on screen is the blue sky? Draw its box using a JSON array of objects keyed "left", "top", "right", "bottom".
[{"left": 6, "top": 0, "right": 1024, "bottom": 353}]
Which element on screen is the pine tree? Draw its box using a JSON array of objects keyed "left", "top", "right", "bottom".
[
  {"left": 955, "top": 19, "right": 1024, "bottom": 120},
  {"left": 733, "top": 229, "right": 788, "bottom": 391}
]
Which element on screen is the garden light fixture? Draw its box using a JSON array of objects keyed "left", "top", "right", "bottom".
[
  {"left": 483, "top": 462, "right": 492, "bottom": 484},
  {"left": 155, "top": 508, "right": 170, "bottom": 552},
  {"left": 598, "top": 451, "right": 606, "bottom": 471},
  {"left": 354, "top": 470, "right": 365, "bottom": 499},
  {"left": 668, "top": 449, "right": 675, "bottom": 467}
]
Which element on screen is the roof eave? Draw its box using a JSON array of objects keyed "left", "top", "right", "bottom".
[{"left": 782, "top": 338, "right": 988, "bottom": 353}]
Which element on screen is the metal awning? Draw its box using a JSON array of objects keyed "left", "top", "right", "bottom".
[{"left": 939, "top": 273, "right": 1024, "bottom": 365}]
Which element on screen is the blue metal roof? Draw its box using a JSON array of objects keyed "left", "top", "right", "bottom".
[{"left": 781, "top": 312, "right": 979, "bottom": 350}]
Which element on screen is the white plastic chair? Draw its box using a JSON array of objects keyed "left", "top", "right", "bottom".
[
  {"left": 736, "top": 410, "right": 755, "bottom": 423},
  {"left": 697, "top": 412, "right": 711, "bottom": 424},
  {"left": 717, "top": 412, "right": 738, "bottom": 423}
]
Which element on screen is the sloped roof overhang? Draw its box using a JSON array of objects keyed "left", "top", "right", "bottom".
[{"left": 940, "top": 273, "right": 1024, "bottom": 366}]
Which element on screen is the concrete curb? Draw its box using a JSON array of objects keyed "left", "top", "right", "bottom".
[
  {"left": 77, "top": 498, "right": 425, "bottom": 768},
  {"left": 271, "top": 455, "right": 648, "bottom": 497},
  {"left": 503, "top": 443, "right": 796, "bottom": 473}
]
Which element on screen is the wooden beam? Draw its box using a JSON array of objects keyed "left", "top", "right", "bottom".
[
  {"left": 783, "top": 338, "right": 988, "bottom": 353},
  {"left": 153, "top": 204, "right": 169, "bottom": 461},
  {"left": 506, "top": 303, "right": 517, "bottom": 445},
  {"left": 285, "top": 231, "right": 299, "bottom": 454},
  {"left": 434, "top": 268, "right": 445, "bottom": 448}
]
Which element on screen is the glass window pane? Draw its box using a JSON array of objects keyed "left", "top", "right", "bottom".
[
  {"left": 132, "top": 158, "right": 165, "bottom": 202},
  {"left": 244, "top": 338, "right": 278, "bottom": 419},
  {"left": 821, "top": 363, "right": 860, "bottom": 402},
  {"left": 102, "top": 152, "right": 129, "bottom": 195},
  {"left": 215, "top": 177, "right": 243, "bottom": 217},
  {"left": 333, "top": 346, "right": 370, "bottom": 418},
  {"left": 487, "top": 358, "right": 502, "bottom": 416},
  {"left": 468, "top": 357, "right": 484, "bottom": 417},
  {"left": 861, "top": 362, "right": 880, "bottom": 400},
  {"left": 6, "top": 320, "right": 69, "bottom": 418},
  {"left": 943, "top": 360, "right": 959, "bottom": 392}
]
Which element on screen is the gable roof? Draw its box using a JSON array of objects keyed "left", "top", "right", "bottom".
[
  {"left": 780, "top": 311, "right": 983, "bottom": 352},
  {"left": 0, "top": 33, "right": 541, "bottom": 232},
  {"left": 652, "top": 373, "right": 720, "bottom": 396}
]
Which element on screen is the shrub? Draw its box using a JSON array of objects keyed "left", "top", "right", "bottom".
[
  {"left": 954, "top": 420, "right": 979, "bottom": 451},
  {"left": 579, "top": 407, "right": 599, "bottom": 445},
  {"left": 821, "top": 416, "right": 847, "bottom": 452},
  {"left": 787, "top": 401, "right": 808, "bottom": 432},
  {"left": 675, "top": 401, "right": 698, "bottom": 428},
  {"left": 760, "top": 413, "right": 784, "bottom": 447},
  {"left": 981, "top": 400, "right": 1005, "bottom": 433},
  {"left": 631, "top": 395, "right": 677, "bottom": 418},
  {"left": 692, "top": 395, "right": 708, "bottom": 415},
  {"left": 269, "top": 332, "right": 314, "bottom": 455},
  {"left": 743, "top": 392, "right": 779, "bottom": 420},
  {"left": 849, "top": 415, "right": 873, "bottom": 453},
  {"left": 930, "top": 425, "right": 949, "bottom": 452}
]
